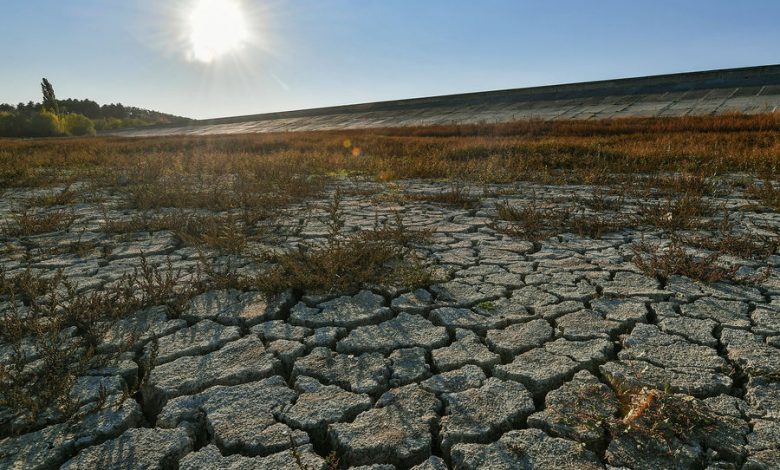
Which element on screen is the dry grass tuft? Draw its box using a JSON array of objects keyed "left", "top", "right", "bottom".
[
  {"left": 747, "top": 180, "right": 780, "bottom": 210},
  {"left": 102, "top": 210, "right": 250, "bottom": 254},
  {"left": 0, "top": 255, "right": 198, "bottom": 431},
  {"left": 3, "top": 209, "right": 76, "bottom": 237},
  {"left": 631, "top": 241, "right": 740, "bottom": 283},
  {"left": 404, "top": 183, "right": 480, "bottom": 209},
  {"left": 491, "top": 198, "right": 630, "bottom": 240},
  {"left": 254, "top": 192, "right": 436, "bottom": 295},
  {"left": 635, "top": 193, "right": 712, "bottom": 232},
  {"left": 612, "top": 386, "right": 717, "bottom": 447}
]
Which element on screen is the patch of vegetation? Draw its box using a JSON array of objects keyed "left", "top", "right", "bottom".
[
  {"left": 572, "top": 187, "right": 626, "bottom": 212},
  {"left": 2, "top": 209, "right": 76, "bottom": 237},
  {"left": 0, "top": 255, "right": 198, "bottom": 432},
  {"left": 404, "top": 183, "right": 480, "bottom": 209},
  {"left": 635, "top": 192, "right": 712, "bottom": 231},
  {"left": 2, "top": 113, "right": 779, "bottom": 191},
  {"left": 0, "top": 78, "right": 191, "bottom": 137},
  {"left": 102, "top": 210, "right": 249, "bottom": 254},
  {"left": 630, "top": 241, "right": 769, "bottom": 284},
  {"left": 490, "top": 200, "right": 562, "bottom": 241},
  {"left": 253, "top": 191, "right": 437, "bottom": 295},
  {"left": 747, "top": 180, "right": 780, "bottom": 210},
  {"left": 255, "top": 225, "right": 436, "bottom": 295},
  {"left": 29, "top": 185, "right": 79, "bottom": 207},
  {"left": 491, "top": 199, "right": 631, "bottom": 241},
  {"left": 676, "top": 213, "right": 778, "bottom": 260},
  {"left": 611, "top": 387, "right": 718, "bottom": 451},
  {"left": 475, "top": 301, "right": 496, "bottom": 311}
]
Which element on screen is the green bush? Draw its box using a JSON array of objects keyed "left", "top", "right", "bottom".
[
  {"left": 94, "top": 117, "right": 124, "bottom": 130},
  {"left": 62, "top": 113, "right": 96, "bottom": 136},
  {"left": 0, "top": 112, "right": 30, "bottom": 137},
  {"left": 28, "top": 111, "right": 63, "bottom": 137}
]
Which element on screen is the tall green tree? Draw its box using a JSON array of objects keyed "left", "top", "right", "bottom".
[{"left": 41, "top": 78, "right": 59, "bottom": 115}]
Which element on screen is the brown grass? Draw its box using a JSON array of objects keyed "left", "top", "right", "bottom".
[
  {"left": 3, "top": 209, "right": 76, "bottom": 237},
  {"left": 491, "top": 198, "right": 631, "bottom": 241},
  {"left": 403, "top": 183, "right": 480, "bottom": 209},
  {"left": 631, "top": 241, "right": 741, "bottom": 283},
  {"left": 634, "top": 193, "right": 712, "bottom": 231},
  {"left": 0, "top": 256, "right": 198, "bottom": 431},
  {"left": 1, "top": 113, "right": 779, "bottom": 191},
  {"left": 747, "top": 180, "right": 780, "bottom": 210},
  {"left": 253, "top": 192, "right": 437, "bottom": 295},
  {"left": 102, "top": 210, "right": 249, "bottom": 253},
  {"left": 611, "top": 386, "right": 717, "bottom": 450}
]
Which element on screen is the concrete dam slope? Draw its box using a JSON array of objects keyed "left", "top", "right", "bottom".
[{"left": 109, "top": 64, "right": 780, "bottom": 137}]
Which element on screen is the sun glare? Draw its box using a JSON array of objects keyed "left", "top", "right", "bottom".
[{"left": 188, "top": 0, "right": 249, "bottom": 63}]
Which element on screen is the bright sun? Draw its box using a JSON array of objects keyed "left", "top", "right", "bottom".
[{"left": 188, "top": 0, "right": 249, "bottom": 63}]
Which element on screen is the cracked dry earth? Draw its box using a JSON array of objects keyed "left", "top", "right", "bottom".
[{"left": 2, "top": 179, "right": 780, "bottom": 470}]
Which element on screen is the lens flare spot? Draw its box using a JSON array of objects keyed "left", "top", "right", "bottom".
[
  {"left": 351, "top": 147, "right": 362, "bottom": 157},
  {"left": 343, "top": 139, "right": 352, "bottom": 149}
]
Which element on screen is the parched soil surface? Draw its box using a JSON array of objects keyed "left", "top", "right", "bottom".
[{"left": 2, "top": 178, "right": 780, "bottom": 469}]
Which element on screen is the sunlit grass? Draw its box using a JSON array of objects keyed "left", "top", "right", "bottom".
[{"left": 1, "top": 113, "right": 778, "bottom": 191}]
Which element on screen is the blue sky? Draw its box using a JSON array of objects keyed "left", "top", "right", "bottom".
[{"left": 2, "top": 0, "right": 778, "bottom": 119}]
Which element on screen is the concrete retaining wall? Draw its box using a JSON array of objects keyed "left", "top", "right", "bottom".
[{"left": 106, "top": 64, "right": 780, "bottom": 137}]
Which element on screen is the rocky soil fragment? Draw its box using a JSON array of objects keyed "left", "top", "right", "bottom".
[
  {"left": 527, "top": 370, "right": 619, "bottom": 450},
  {"left": 281, "top": 375, "right": 372, "bottom": 444},
  {"left": 329, "top": 384, "right": 440, "bottom": 467},
  {"left": 143, "top": 319, "right": 241, "bottom": 365},
  {"left": 440, "top": 377, "right": 535, "bottom": 455},
  {"left": 292, "top": 347, "right": 390, "bottom": 395},
  {"left": 431, "top": 329, "right": 499, "bottom": 372},
  {"left": 493, "top": 348, "right": 579, "bottom": 397},
  {"left": 601, "top": 323, "right": 732, "bottom": 397},
  {"left": 336, "top": 312, "right": 449, "bottom": 354},
  {"left": 290, "top": 290, "right": 393, "bottom": 329},
  {"left": 143, "top": 336, "right": 280, "bottom": 412},
  {"left": 184, "top": 289, "right": 290, "bottom": 326},
  {"left": 485, "top": 318, "right": 553, "bottom": 359},
  {"left": 450, "top": 428, "right": 603, "bottom": 469},
  {"left": 421, "top": 364, "right": 487, "bottom": 395},
  {"left": 156, "top": 376, "right": 304, "bottom": 456},
  {"left": 60, "top": 428, "right": 192, "bottom": 470},
  {"left": 179, "top": 444, "right": 327, "bottom": 470},
  {"left": 389, "top": 347, "right": 431, "bottom": 386}
]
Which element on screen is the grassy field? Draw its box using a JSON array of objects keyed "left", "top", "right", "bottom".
[{"left": 1, "top": 112, "right": 779, "bottom": 190}]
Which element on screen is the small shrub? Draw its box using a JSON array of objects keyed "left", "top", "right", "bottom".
[
  {"left": 0, "top": 255, "right": 202, "bottom": 431},
  {"left": 102, "top": 210, "right": 248, "bottom": 254},
  {"left": 573, "top": 187, "right": 626, "bottom": 212},
  {"left": 254, "top": 207, "right": 435, "bottom": 295},
  {"left": 3, "top": 209, "right": 76, "bottom": 237},
  {"left": 62, "top": 113, "right": 96, "bottom": 137},
  {"left": 631, "top": 241, "right": 739, "bottom": 283},
  {"left": 29, "top": 185, "right": 79, "bottom": 207},
  {"left": 747, "top": 180, "right": 780, "bottom": 210},
  {"left": 635, "top": 193, "right": 711, "bottom": 231},
  {"left": 492, "top": 199, "right": 630, "bottom": 240},
  {"left": 405, "top": 183, "right": 480, "bottom": 209},
  {"left": 612, "top": 386, "right": 717, "bottom": 447},
  {"left": 255, "top": 233, "right": 434, "bottom": 295},
  {"left": 491, "top": 200, "right": 560, "bottom": 241},
  {"left": 677, "top": 218, "right": 778, "bottom": 260}
]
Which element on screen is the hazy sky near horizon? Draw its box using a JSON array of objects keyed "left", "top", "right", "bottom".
[{"left": 2, "top": 0, "right": 779, "bottom": 119}]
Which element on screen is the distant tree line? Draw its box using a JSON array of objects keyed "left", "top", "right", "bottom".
[{"left": 0, "top": 78, "right": 191, "bottom": 138}]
